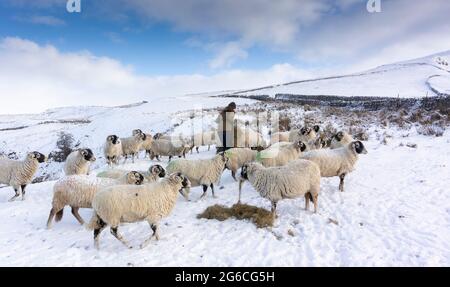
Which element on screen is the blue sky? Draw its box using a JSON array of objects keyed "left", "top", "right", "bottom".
[
  {"left": 1, "top": 0, "right": 450, "bottom": 114},
  {"left": 0, "top": 0, "right": 296, "bottom": 75}
]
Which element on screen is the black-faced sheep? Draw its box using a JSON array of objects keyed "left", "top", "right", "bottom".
[{"left": 0, "top": 151, "right": 46, "bottom": 201}]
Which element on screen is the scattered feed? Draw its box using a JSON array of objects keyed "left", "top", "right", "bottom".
[{"left": 197, "top": 203, "right": 275, "bottom": 228}]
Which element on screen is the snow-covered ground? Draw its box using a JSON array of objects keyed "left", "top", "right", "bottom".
[
  {"left": 0, "top": 131, "right": 449, "bottom": 266},
  {"left": 1, "top": 91, "right": 449, "bottom": 266},
  {"left": 230, "top": 51, "right": 450, "bottom": 99}
]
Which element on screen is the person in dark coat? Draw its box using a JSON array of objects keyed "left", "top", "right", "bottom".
[{"left": 216, "top": 102, "right": 236, "bottom": 153}]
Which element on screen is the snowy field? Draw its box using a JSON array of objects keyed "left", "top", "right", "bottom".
[{"left": 0, "top": 94, "right": 449, "bottom": 266}]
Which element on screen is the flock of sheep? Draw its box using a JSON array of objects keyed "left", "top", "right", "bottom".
[{"left": 0, "top": 120, "right": 367, "bottom": 250}]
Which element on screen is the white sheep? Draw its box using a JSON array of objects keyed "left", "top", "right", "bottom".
[
  {"left": 150, "top": 138, "right": 188, "bottom": 162},
  {"left": 257, "top": 141, "right": 306, "bottom": 167},
  {"left": 239, "top": 159, "right": 321, "bottom": 215},
  {"left": 140, "top": 133, "right": 154, "bottom": 158},
  {"left": 0, "top": 151, "right": 47, "bottom": 201},
  {"left": 46, "top": 171, "right": 145, "bottom": 229},
  {"left": 329, "top": 131, "right": 353, "bottom": 149},
  {"left": 87, "top": 173, "right": 191, "bottom": 249},
  {"left": 224, "top": 148, "right": 257, "bottom": 181},
  {"left": 190, "top": 130, "right": 217, "bottom": 153},
  {"left": 300, "top": 140, "right": 367, "bottom": 192},
  {"left": 165, "top": 153, "right": 229, "bottom": 200},
  {"left": 96, "top": 164, "right": 166, "bottom": 183},
  {"left": 104, "top": 135, "right": 122, "bottom": 166},
  {"left": 236, "top": 126, "right": 267, "bottom": 149},
  {"left": 270, "top": 131, "right": 290, "bottom": 143},
  {"left": 121, "top": 133, "right": 146, "bottom": 164},
  {"left": 64, "top": 148, "right": 96, "bottom": 176},
  {"left": 289, "top": 126, "right": 319, "bottom": 143}
]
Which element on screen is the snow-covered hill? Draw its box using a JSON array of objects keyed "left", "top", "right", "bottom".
[{"left": 227, "top": 51, "right": 450, "bottom": 99}]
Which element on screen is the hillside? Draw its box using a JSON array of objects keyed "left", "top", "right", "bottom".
[{"left": 227, "top": 51, "right": 450, "bottom": 99}]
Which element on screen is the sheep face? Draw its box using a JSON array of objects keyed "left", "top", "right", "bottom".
[
  {"left": 170, "top": 173, "right": 191, "bottom": 190},
  {"left": 136, "top": 132, "right": 147, "bottom": 141},
  {"left": 240, "top": 164, "right": 249, "bottom": 180},
  {"left": 127, "top": 171, "right": 145, "bottom": 185},
  {"left": 153, "top": 133, "right": 163, "bottom": 140},
  {"left": 352, "top": 141, "right": 368, "bottom": 154},
  {"left": 132, "top": 129, "right": 143, "bottom": 136},
  {"left": 81, "top": 149, "right": 96, "bottom": 162},
  {"left": 334, "top": 132, "right": 345, "bottom": 142},
  {"left": 295, "top": 141, "right": 307, "bottom": 152},
  {"left": 313, "top": 125, "right": 320, "bottom": 133},
  {"left": 219, "top": 152, "right": 230, "bottom": 166},
  {"left": 107, "top": 135, "right": 120, "bottom": 145},
  {"left": 29, "top": 151, "right": 47, "bottom": 163},
  {"left": 150, "top": 164, "right": 166, "bottom": 178},
  {"left": 300, "top": 127, "right": 312, "bottom": 136}
]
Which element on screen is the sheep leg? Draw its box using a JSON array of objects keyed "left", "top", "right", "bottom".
[
  {"left": 123, "top": 155, "right": 128, "bottom": 164},
  {"left": 305, "top": 193, "right": 311, "bottom": 211},
  {"left": 199, "top": 185, "right": 208, "bottom": 200},
  {"left": 110, "top": 227, "right": 132, "bottom": 249},
  {"left": 271, "top": 201, "right": 278, "bottom": 218},
  {"left": 339, "top": 173, "right": 346, "bottom": 192},
  {"left": 21, "top": 184, "right": 27, "bottom": 201},
  {"left": 8, "top": 187, "right": 21, "bottom": 202},
  {"left": 168, "top": 156, "right": 172, "bottom": 162},
  {"left": 196, "top": 147, "right": 199, "bottom": 153},
  {"left": 140, "top": 223, "right": 159, "bottom": 249},
  {"left": 231, "top": 170, "right": 237, "bottom": 181},
  {"left": 207, "top": 145, "right": 210, "bottom": 151},
  {"left": 131, "top": 154, "right": 135, "bottom": 164},
  {"left": 312, "top": 194, "right": 319, "bottom": 213},
  {"left": 93, "top": 218, "right": 107, "bottom": 250},
  {"left": 71, "top": 207, "right": 85, "bottom": 225},
  {"left": 210, "top": 183, "right": 217, "bottom": 198},
  {"left": 46, "top": 208, "right": 57, "bottom": 229}
]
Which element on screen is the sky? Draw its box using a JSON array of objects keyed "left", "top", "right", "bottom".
[{"left": 0, "top": 0, "right": 450, "bottom": 114}]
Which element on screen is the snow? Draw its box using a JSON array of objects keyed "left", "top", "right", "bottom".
[
  {"left": 1, "top": 51, "right": 450, "bottom": 266},
  {"left": 0, "top": 96, "right": 449, "bottom": 266},
  {"left": 232, "top": 52, "right": 450, "bottom": 99}
]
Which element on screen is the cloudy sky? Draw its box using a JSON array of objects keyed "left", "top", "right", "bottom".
[{"left": 1, "top": 0, "right": 449, "bottom": 114}]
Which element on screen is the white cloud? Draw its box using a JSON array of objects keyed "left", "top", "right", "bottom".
[
  {"left": 0, "top": 37, "right": 314, "bottom": 114},
  {"left": 207, "top": 42, "right": 248, "bottom": 69}
]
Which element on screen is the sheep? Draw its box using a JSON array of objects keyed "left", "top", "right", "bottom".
[
  {"left": 236, "top": 126, "right": 267, "bottom": 149},
  {"left": 46, "top": 171, "right": 145, "bottom": 229},
  {"left": 189, "top": 130, "right": 217, "bottom": 153},
  {"left": 149, "top": 138, "right": 188, "bottom": 162},
  {"left": 139, "top": 133, "right": 154, "bottom": 158},
  {"left": 239, "top": 159, "right": 321, "bottom": 215},
  {"left": 132, "top": 129, "right": 143, "bottom": 136},
  {"left": 289, "top": 126, "right": 319, "bottom": 143},
  {"left": 329, "top": 131, "right": 353, "bottom": 149},
  {"left": 224, "top": 148, "right": 257, "bottom": 181},
  {"left": 300, "top": 141, "right": 367, "bottom": 192},
  {"left": 96, "top": 164, "right": 166, "bottom": 183},
  {"left": 121, "top": 133, "right": 146, "bottom": 164},
  {"left": 104, "top": 135, "right": 122, "bottom": 166},
  {"left": 64, "top": 148, "right": 96, "bottom": 176},
  {"left": 257, "top": 141, "right": 306, "bottom": 167},
  {"left": 87, "top": 173, "right": 191, "bottom": 249},
  {"left": 0, "top": 151, "right": 47, "bottom": 201},
  {"left": 270, "top": 131, "right": 290, "bottom": 143},
  {"left": 165, "top": 153, "right": 229, "bottom": 200}
]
